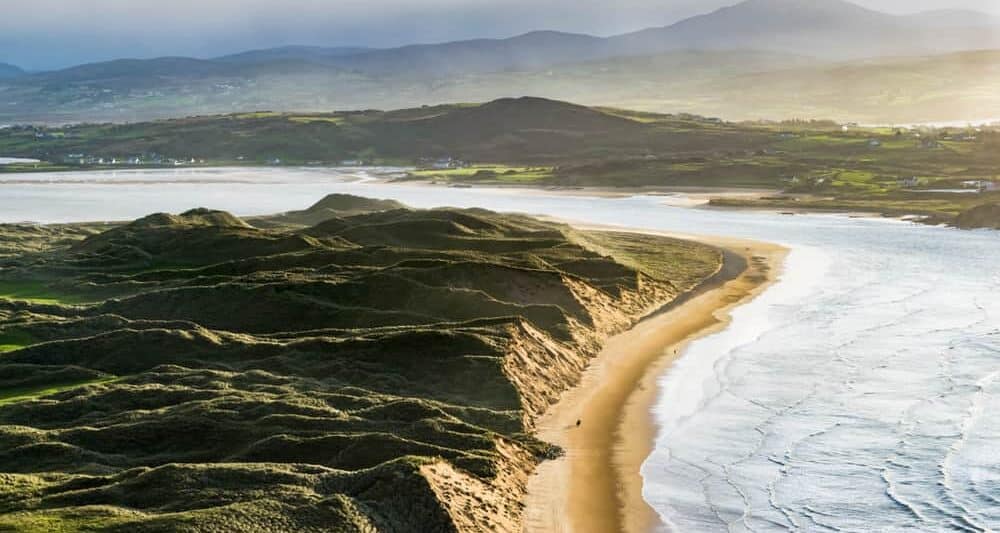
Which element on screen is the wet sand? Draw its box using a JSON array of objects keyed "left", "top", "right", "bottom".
[
  {"left": 523, "top": 230, "right": 786, "bottom": 533},
  {"left": 380, "top": 175, "right": 776, "bottom": 201}
]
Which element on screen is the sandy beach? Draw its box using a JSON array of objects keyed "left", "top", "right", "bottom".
[
  {"left": 380, "top": 174, "right": 776, "bottom": 202},
  {"left": 523, "top": 230, "right": 787, "bottom": 533}
]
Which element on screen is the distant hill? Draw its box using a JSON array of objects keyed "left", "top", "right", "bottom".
[
  {"left": 28, "top": 57, "right": 241, "bottom": 86},
  {"left": 201, "top": 0, "right": 1000, "bottom": 75},
  {"left": 6, "top": 48, "right": 1000, "bottom": 124},
  {"left": 0, "top": 97, "right": 664, "bottom": 164},
  {"left": 4, "top": 0, "right": 1000, "bottom": 123},
  {"left": 214, "top": 45, "right": 372, "bottom": 65},
  {"left": 608, "top": 0, "right": 1000, "bottom": 60},
  {"left": 700, "top": 49, "right": 1000, "bottom": 123},
  {"left": 325, "top": 31, "right": 608, "bottom": 76},
  {"left": 0, "top": 63, "right": 24, "bottom": 80},
  {"left": 372, "top": 97, "right": 642, "bottom": 146},
  {"left": 17, "top": 56, "right": 344, "bottom": 88},
  {"left": 904, "top": 9, "right": 1000, "bottom": 29},
  {"left": 12, "top": 0, "right": 1000, "bottom": 82},
  {"left": 487, "top": 48, "right": 1000, "bottom": 123}
]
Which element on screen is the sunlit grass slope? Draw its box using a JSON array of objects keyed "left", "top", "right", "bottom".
[{"left": 0, "top": 194, "right": 720, "bottom": 531}]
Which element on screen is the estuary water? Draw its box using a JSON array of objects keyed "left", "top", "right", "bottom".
[{"left": 1, "top": 167, "right": 998, "bottom": 532}]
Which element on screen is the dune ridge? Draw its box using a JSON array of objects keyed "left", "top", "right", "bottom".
[{"left": 0, "top": 195, "right": 722, "bottom": 532}]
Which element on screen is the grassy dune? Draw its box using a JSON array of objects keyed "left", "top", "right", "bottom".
[
  {"left": 0, "top": 281, "right": 85, "bottom": 305},
  {"left": 0, "top": 378, "right": 118, "bottom": 407},
  {"left": 0, "top": 195, "right": 720, "bottom": 531},
  {"left": 0, "top": 329, "right": 35, "bottom": 353}
]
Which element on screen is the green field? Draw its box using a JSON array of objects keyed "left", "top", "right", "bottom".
[{"left": 408, "top": 165, "right": 554, "bottom": 183}]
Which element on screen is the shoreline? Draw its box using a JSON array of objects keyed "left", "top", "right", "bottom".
[
  {"left": 523, "top": 229, "right": 787, "bottom": 533},
  {"left": 381, "top": 175, "right": 777, "bottom": 201},
  {"left": 383, "top": 177, "right": 955, "bottom": 226}
]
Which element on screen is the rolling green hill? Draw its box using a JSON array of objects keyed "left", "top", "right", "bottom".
[
  {"left": 0, "top": 97, "right": 669, "bottom": 164},
  {"left": 5, "top": 94, "right": 1000, "bottom": 190},
  {"left": 0, "top": 195, "right": 722, "bottom": 532}
]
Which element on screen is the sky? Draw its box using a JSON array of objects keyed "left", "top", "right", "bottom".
[{"left": 3, "top": 0, "right": 999, "bottom": 70}]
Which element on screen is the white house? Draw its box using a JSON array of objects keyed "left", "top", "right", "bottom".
[
  {"left": 432, "top": 158, "right": 456, "bottom": 169},
  {"left": 963, "top": 180, "right": 997, "bottom": 192}
]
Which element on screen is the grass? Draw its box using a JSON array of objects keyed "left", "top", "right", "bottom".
[
  {"left": 0, "top": 377, "right": 117, "bottom": 407},
  {"left": 0, "top": 329, "right": 35, "bottom": 353},
  {"left": 571, "top": 230, "right": 722, "bottom": 287},
  {"left": 0, "top": 162, "right": 67, "bottom": 173},
  {"left": 829, "top": 170, "right": 888, "bottom": 193},
  {"left": 287, "top": 115, "right": 345, "bottom": 125},
  {"left": 0, "top": 281, "right": 82, "bottom": 305},
  {"left": 0, "top": 506, "right": 137, "bottom": 533},
  {"left": 409, "top": 165, "right": 555, "bottom": 184},
  {"left": 232, "top": 111, "right": 282, "bottom": 119}
]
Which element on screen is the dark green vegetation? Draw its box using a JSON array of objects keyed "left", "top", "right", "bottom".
[
  {"left": 708, "top": 189, "right": 1000, "bottom": 227},
  {"left": 255, "top": 195, "right": 408, "bottom": 228},
  {"left": 953, "top": 203, "right": 1000, "bottom": 229},
  {"left": 4, "top": 96, "right": 999, "bottom": 225},
  {"left": 0, "top": 98, "right": 649, "bottom": 168},
  {"left": 4, "top": 0, "right": 1000, "bottom": 124},
  {"left": 0, "top": 195, "right": 721, "bottom": 531}
]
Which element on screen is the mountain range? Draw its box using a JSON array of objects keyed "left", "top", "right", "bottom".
[
  {"left": 0, "top": 63, "right": 24, "bottom": 80},
  {"left": 3, "top": 0, "right": 1000, "bottom": 124}
]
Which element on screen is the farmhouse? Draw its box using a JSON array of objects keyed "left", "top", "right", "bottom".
[{"left": 963, "top": 180, "right": 997, "bottom": 192}]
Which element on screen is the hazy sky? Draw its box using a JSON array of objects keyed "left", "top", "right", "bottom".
[{"left": 3, "top": 0, "right": 999, "bottom": 70}]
